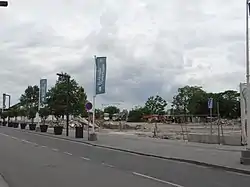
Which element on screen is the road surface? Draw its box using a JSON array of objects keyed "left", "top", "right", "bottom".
[{"left": 0, "top": 127, "right": 250, "bottom": 187}]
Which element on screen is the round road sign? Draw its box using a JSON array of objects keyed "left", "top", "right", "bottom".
[{"left": 85, "top": 102, "right": 93, "bottom": 111}]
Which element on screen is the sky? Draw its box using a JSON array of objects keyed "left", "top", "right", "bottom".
[{"left": 0, "top": 0, "right": 246, "bottom": 110}]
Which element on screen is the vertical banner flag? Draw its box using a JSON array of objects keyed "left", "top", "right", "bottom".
[
  {"left": 40, "top": 79, "right": 47, "bottom": 106},
  {"left": 95, "top": 57, "right": 107, "bottom": 95},
  {"left": 208, "top": 98, "right": 213, "bottom": 109}
]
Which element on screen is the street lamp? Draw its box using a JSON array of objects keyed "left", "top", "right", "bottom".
[
  {"left": 57, "top": 73, "right": 70, "bottom": 136},
  {"left": 0, "top": 1, "right": 8, "bottom": 7},
  {"left": 241, "top": 0, "right": 250, "bottom": 165}
]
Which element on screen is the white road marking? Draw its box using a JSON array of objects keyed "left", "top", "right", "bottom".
[
  {"left": 132, "top": 172, "right": 184, "bottom": 187},
  {"left": 41, "top": 145, "right": 47, "bottom": 148},
  {"left": 0, "top": 133, "right": 9, "bottom": 137},
  {"left": 81, "top": 156, "right": 90, "bottom": 161},
  {"left": 22, "top": 131, "right": 92, "bottom": 147},
  {"left": 102, "top": 163, "right": 114, "bottom": 168},
  {"left": 10, "top": 136, "right": 18, "bottom": 140},
  {"left": 31, "top": 142, "right": 38, "bottom": 146},
  {"left": 52, "top": 148, "right": 59, "bottom": 152},
  {"left": 21, "top": 139, "right": 31, "bottom": 144},
  {"left": 64, "top": 152, "right": 73, "bottom": 156}
]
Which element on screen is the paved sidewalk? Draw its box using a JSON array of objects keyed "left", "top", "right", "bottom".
[{"left": 31, "top": 128, "right": 250, "bottom": 174}]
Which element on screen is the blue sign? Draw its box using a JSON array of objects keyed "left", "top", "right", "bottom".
[
  {"left": 95, "top": 57, "right": 107, "bottom": 95},
  {"left": 85, "top": 102, "right": 93, "bottom": 111},
  {"left": 208, "top": 98, "right": 213, "bottom": 109},
  {"left": 40, "top": 79, "right": 47, "bottom": 106}
]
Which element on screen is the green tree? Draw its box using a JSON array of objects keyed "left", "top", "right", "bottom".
[
  {"left": 172, "top": 86, "right": 206, "bottom": 115},
  {"left": 104, "top": 106, "right": 120, "bottom": 118},
  {"left": 144, "top": 95, "right": 167, "bottom": 115},
  {"left": 39, "top": 107, "right": 50, "bottom": 125},
  {"left": 46, "top": 73, "right": 87, "bottom": 119},
  {"left": 95, "top": 109, "right": 103, "bottom": 119},
  {"left": 127, "top": 107, "right": 146, "bottom": 122},
  {"left": 172, "top": 85, "right": 240, "bottom": 119},
  {"left": 20, "top": 85, "right": 39, "bottom": 109},
  {"left": 28, "top": 107, "right": 37, "bottom": 124}
]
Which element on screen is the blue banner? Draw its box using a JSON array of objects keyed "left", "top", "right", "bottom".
[
  {"left": 208, "top": 98, "right": 213, "bottom": 109},
  {"left": 95, "top": 57, "right": 107, "bottom": 95},
  {"left": 40, "top": 79, "right": 47, "bottom": 106}
]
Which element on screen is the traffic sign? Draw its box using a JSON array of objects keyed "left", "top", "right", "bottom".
[
  {"left": 85, "top": 102, "right": 93, "bottom": 111},
  {"left": 208, "top": 98, "right": 213, "bottom": 109}
]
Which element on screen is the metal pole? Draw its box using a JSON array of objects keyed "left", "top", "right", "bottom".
[
  {"left": 247, "top": 0, "right": 249, "bottom": 84},
  {"left": 217, "top": 102, "right": 220, "bottom": 144},
  {"left": 246, "top": 0, "right": 250, "bottom": 149},
  {"left": 38, "top": 79, "right": 41, "bottom": 127},
  {"left": 87, "top": 112, "right": 90, "bottom": 140},
  {"left": 7, "top": 95, "right": 10, "bottom": 125},
  {"left": 210, "top": 108, "right": 212, "bottom": 135},
  {"left": 66, "top": 76, "right": 69, "bottom": 137},
  {"left": 92, "top": 55, "right": 96, "bottom": 134}
]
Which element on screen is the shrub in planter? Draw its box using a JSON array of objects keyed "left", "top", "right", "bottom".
[
  {"left": 3, "top": 121, "right": 7, "bottom": 126},
  {"left": 39, "top": 107, "right": 50, "bottom": 133},
  {"left": 54, "top": 126, "right": 63, "bottom": 135},
  {"left": 28, "top": 107, "right": 37, "bottom": 131},
  {"left": 40, "top": 124, "right": 48, "bottom": 132},
  {"left": 29, "top": 123, "right": 36, "bottom": 131},
  {"left": 13, "top": 122, "right": 19, "bottom": 128},
  {"left": 20, "top": 123, "right": 27, "bottom": 129},
  {"left": 8, "top": 122, "right": 13, "bottom": 127}
]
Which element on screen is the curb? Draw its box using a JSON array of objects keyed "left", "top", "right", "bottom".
[
  {"left": 0, "top": 174, "right": 9, "bottom": 187},
  {"left": 18, "top": 129, "right": 250, "bottom": 175}
]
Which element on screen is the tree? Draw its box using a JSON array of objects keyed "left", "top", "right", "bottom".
[
  {"left": 127, "top": 107, "right": 145, "bottom": 122},
  {"left": 95, "top": 109, "right": 103, "bottom": 119},
  {"left": 171, "top": 85, "right": 240, "bottom": 119},
  {"left": 104, "top": 106, "right": 120, "bottom": 119},
  {"left": 20, "top": 85, "right": 39, "bottom": 109},
  {"left": 172, "top": 86, "right": 207, "bottom": 115},
  {"left": 144, "top": 95, "right": 167, "bottom": 115},
  {"left": 46, "top": 73, "right": 88, "bottom": 119},
  {"left": 39, "top": 107, "right": 50, "bottom": 125},
  {"left": 28, "top": 107, "right": 37, "bottom": 124}
]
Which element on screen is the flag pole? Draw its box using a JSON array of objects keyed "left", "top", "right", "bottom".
[
  {"left": 92, "top": 55, "right": 96, "bottom": 134},
  {"left": 247, "top": 0, "right": 249, "bottom": 84},
  {"left": 246, "top": 0, "right": 250, "bottom": 149},
  {"left": 89, "top": 55, "right": 97, "bottom": 141}
]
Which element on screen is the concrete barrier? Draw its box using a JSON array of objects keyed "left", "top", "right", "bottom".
[{"left": 188, "top": 133, "right": 241, "bottom": 146}]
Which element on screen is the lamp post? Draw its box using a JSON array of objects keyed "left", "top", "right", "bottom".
[
  {"left": 241, "top": 0, "right": 250, "bottom": 165},
  {"left": 0, "top": 1, "right": 8, "bottom": 7},
  {"left": 57, "top": 73, "right": 70, "bottom": 136}
]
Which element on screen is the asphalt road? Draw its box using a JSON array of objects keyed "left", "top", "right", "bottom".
[{"left": 0, "top": 127, "right": 250, "bottom": 187}]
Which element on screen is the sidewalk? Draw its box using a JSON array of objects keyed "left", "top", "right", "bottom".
[{"left": 32, "top": 128, "right": 250, "bottom": 174}]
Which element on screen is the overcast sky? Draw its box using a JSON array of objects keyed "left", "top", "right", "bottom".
[{"left": 0, "top": 0, "right": 246, "bottom": 109}]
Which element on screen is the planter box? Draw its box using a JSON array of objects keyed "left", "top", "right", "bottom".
[
  {"left": 13, "top": 123, "right": 19, "bottom": 128},
  {"left": 20, "top": 123, "right": 27, "bottom": 129},
  {"left": 75, "top": 126, "right": 83, "bottom": 138},
  {"left": 8, "top": 122, "right": 13, "bottom": 127},
  {"left": 29, "top": 124, "right": 36, "bottom": 131},
  {"left": 40, "top": 125, "right": 48, "bottom": 132},
  {"left": 54, "top": 126, "right": 63, "bottom": 135}
]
